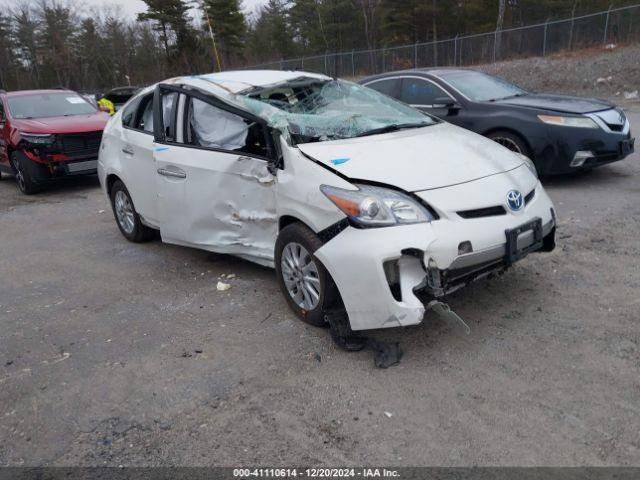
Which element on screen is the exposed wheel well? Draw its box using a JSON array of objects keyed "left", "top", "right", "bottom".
[
  {"left": 483, "top": 127, "right": 532, "bottom": 157},
  {"left": 7, "top": 147, "right": 16, "bottom": 172},
  {"left": 279, "top": 215, "right": 308, "bottom": 232},
  {"left": 105, "top": 174, "right": 121, "bottom": 196}
]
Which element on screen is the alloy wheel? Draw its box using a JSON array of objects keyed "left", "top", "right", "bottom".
[
  {"left": 281, "top": 242, "right": 321, "bottom": 310},
  {"left": 114, "top": 190, "right": 135, "bottom": 234},
  {"left": 493, "top": 136, "right": 523, "bottom": 154},
  {"left": 12, "top": 158, "right": 25, "bottom": 193}
]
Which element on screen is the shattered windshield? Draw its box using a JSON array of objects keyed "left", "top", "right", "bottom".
[{"left": 237, "top": 79, "right": 436, "bottom": 143}]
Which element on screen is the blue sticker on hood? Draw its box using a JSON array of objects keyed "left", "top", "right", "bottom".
[
  {"left": 155, "top": 147, "right": 169, "bottom": 152},
  {"left": 331, "top": 158, "right": 350, "bottom": 166}
]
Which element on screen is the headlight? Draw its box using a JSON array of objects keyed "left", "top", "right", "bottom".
[
  {"left": 320, "top": 184, "right": 435, "bottom": 227},
  {"left": 517, "top": 153, "right": 538, "bottom": 179},
  {"left": 19, "top": 132, "right": 55, "bottom": 145},
  {"left": 537, "top": 115, "right": 598, "bottom": 129}
]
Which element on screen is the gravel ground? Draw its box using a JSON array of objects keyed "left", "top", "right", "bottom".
[
  {"left": 481, "top": 44, "right": 640, "bottom": 109},
  {"left": 0, "top": 112, "right": 639, "bottom": 467}
]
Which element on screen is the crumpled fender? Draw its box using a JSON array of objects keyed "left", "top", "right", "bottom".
[{"left": 315, "top": 223, "right": 436, "bottom": 331}]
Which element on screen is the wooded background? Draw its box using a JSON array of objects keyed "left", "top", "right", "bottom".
[{"left": 0, "top": 0, "right": 637, "bottom": 92}]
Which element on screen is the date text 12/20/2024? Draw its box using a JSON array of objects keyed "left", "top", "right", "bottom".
[{"left": 233, "top": 469, "right": 400, "bottom": 478}]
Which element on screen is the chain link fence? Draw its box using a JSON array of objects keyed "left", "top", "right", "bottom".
[{"left": 245, "top": 4, "right": 640, "bottom": 78}]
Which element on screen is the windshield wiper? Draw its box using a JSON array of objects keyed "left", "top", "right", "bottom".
[
  {"left": 355, "top": 122, "right": 430, "bottom": 138},
  {"left": 487, "top": 93, "right": 527, "bottom": 102}
]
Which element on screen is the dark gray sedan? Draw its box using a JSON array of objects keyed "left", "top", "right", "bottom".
[{"left": 360, "top": 69, "right": 634, "bottom": 175}]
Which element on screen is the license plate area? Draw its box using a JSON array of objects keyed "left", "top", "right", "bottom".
[
  {"left": 620, "top": 138, "right": 635, "bottom": 156},
  {"left": 67, "top": 159, "right": 98, "bottom": 173},
  {"left": 505, "top": 218, "right": 543, "bottom": 266}
]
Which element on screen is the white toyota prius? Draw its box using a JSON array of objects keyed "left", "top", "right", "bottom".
[{"left": 98, "top": 70, "right": 556, "bottom": 333}]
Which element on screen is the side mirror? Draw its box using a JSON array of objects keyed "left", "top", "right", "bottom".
[{"left": 433, "top": 96, "right": 460, "bottom": 109}]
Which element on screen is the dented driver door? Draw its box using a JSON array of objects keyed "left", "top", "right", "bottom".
[{"left": 152, "top": 85, "right": 278, "bottom": 267}]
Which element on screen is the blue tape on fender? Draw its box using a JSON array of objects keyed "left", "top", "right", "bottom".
[{"left": 331, "top": 158, "right": 350, "bottom": 166}]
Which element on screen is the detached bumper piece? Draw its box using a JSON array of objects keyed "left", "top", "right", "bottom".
[{"left": 422, "top": 218, "right": 555, "bottom": 299}]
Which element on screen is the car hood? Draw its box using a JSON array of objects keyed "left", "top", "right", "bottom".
[
  {"left": 297, "top": 122, "right": 523, "bottom": 192},
  {"left": 13, "top": 113, "right": 109, "bottom": 134},
  {"left": 495, "top": 93, "right": 613, "bottom": 114}
]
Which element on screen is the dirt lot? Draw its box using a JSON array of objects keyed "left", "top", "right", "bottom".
[
  {"left": 481, "top": 44, "right": 640, "bottom": 108},
  {"left": 1, "top": 110, "right": 639, "bottom": 467}
]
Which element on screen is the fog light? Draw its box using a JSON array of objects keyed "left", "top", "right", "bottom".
[
  {"left": 570, "top": 151, "right": 594, "bottom": 168},
  {"left": 458, "top": 241, "right": 473, "bottom": 255}
]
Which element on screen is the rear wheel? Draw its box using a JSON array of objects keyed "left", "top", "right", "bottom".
[
  {"left": 487, "top": 130, "right": 530, "bottom": 157},
  {"left": 11, "top": 152, "right": 40, "bottom": 195},
  {"left": 275, "top": 223, "right": 339, "bottom": 327},
  {"left": 109, "top": 179, "right": 155, "bottom": 242}
]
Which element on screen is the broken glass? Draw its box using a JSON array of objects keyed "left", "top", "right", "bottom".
[{"left": 232, "top": 79, "right": 436, "bottom": 143}]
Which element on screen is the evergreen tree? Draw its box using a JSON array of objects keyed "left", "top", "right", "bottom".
[
  {"left": 138, "top": 0, "right": 194, "bottom": 61},
  {"left": 0, "top": 13, "right": 16, "bottom": 90},
  {"left": 201, "top": 0, "right": 247, "bottom": 68}
]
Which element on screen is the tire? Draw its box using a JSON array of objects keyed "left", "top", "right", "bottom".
[
  {"left": 109, "top": 179, "right": 155, "bottom": 242},
  {"left": 275, "top": 223, "right": 339, "bottom": 327},
  {"left": 487, "top": 130, "right": 531, "bottom": 157},
  {"left": 11, "top": 151, "right": 40, "bottom": 195}
]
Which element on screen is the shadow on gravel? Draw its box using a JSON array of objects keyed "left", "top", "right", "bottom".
[{"left": 540, "top": 163, "right": 634, "bottom": 188}]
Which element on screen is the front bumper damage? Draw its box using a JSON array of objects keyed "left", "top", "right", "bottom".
[
  {"left": 315, "top": 183, "right": 556, "bottom": 331},
  {"left": 18, "top": 131, "right": 103, "bottom": 182}
]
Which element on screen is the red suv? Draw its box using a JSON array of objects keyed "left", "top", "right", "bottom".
[{"left": 0, "top": 89, "right": 109, "bottom": 194}]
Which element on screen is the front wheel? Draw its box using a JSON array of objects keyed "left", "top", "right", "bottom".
[
  {"left": 109, "top": 179, "right": 155, "bottom": 242},
  {"left": 275, "top": 223, "right": 339, "bottom": 327},
  {"left": 487, "top": 130, "right": 530, "bottom": 157},
  {"left": 11, "top": 152, "right": 40, "bottom": 195}
]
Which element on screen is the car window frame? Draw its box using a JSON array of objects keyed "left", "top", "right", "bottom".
[
  {"left": 122, "top": 92, "right": 155, "bottom": 135},
  {"left": 153, "top": 83, "right": 276, "bottom": 162},
  {"left": 398, "top": 76, "right": 457, "bottom": 108},
  {"left": 361, "top": 77, "right": 401, "bottom": 99}
]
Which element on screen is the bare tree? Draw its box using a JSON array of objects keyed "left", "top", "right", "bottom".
[
  {"left": 352, "top": 0, "right": 382, "bottom": 73},
  {"left": 495, "top": 0, "right": 506, "bottom": 58}
]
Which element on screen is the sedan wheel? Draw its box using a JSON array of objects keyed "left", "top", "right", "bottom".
[
  {"left": 109, "top": 179, "right": 155, "bottom": 242},
  {"left": 281, "top": 242, "right": 322, "bottom": 311},
  {"left": 492, "top": 136, "right": 523, "bottom": 154},
  {"left": 487, "top": 131, "right": 530, "bottom": 158},
  {"left": 11, "top": 153, "right": 39, "bottom": 195},
  {"left": 13, "top": 159, "right": 26, "bottom": 192},
  {"left": 114, "top": 190, "right": 135, "bottom": 235},
  {"left": 274, "top": 223, "right": 339, "bottom": 327}
]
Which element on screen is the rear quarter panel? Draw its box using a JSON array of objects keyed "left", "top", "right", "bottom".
[{"left": 97, "top": 112, "right": 124, "bottom": 195}]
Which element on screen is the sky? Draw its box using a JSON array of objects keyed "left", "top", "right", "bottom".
[{"left": 80, "top": 0, "right": 267, "bottom": 19}]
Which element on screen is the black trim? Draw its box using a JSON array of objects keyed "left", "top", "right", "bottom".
[
  {"left": 458, "top": 206, "right": 506, "bottom": 219},
  {"left": 524, "top": 188, "right": 536, "bottom": 205},
  {"left": 505, "top": 217, "right": 543, "bottom": 266},
  {"left": 317, "top": 218, "right": 350, "bottom": 243}
]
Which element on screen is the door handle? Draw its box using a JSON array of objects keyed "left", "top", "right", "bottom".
[
  {"left": 157, "top": 168, "right": 186, "bottom": 179},
  {"left": 122, "top": 147, "right": 134, "bottom": 155}
]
